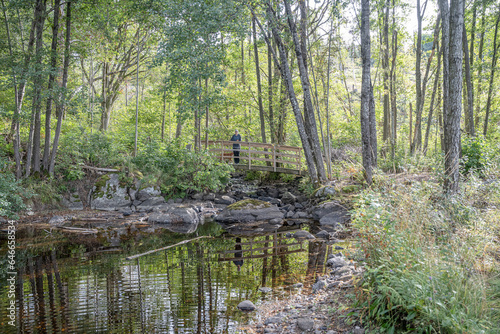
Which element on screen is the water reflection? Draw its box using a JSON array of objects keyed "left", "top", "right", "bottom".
[{"left": 1, "top": 224, "right": 332, "bottom": 333}]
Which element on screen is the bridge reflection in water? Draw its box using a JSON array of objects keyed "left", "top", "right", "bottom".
[{"left": 1, "top": 226, "right": 334, "bottom": 333}]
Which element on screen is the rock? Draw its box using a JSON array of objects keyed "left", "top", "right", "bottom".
[
  {"left": 319, "top": 211, "right": 349, "bottom": 230},
  {"left": 237, "top": 300, "right": 256, "bottom": 312},
  {"left": 264, "top": 316, "right": 282, "bottom": 325},
  {"left": 297, "top": 318, "right": 314, "bottom": 331},
  {"left": 259, "top": 196, "right": 282, "bottom": 206},
  {"left": 48, "top": 216, "right": 66, "bottom": 225},
  {"left": 259, "top": 287, "right": 272, "bottom": 293},
  {"left": 281, "top": 191, "right": 297, "bottom": 204},
  {"left": 203, "top": 193, "right": 216, "bottom": 201},
  {"left": 215, "top": 199, "right": 284, "bottom": 224},
  {"left": 326, "top": 331, "right": 338, "bottom": 334},
  {"left": 117, "top": 208, "right": 133, "bottom": 216},
  {"left": 91, "top": 174, "right": 132, "bottom": 211},
  {"left": 191, "top": 193, "right": 204, "bottom": 200},
  {"left": 268, "top": 188, "right": 279, "bottom": 198},
  {"left": 352, "top": 327, "right": 365, "bottom": 334},
  {"left": 292, "top": 283, "right": 303, "bottom": 289},
  {"left": 326, "top": 257, "right": 348, "bottom": 268},
  {"left": 61, "top": 192, "right": 84, "bottom": 211},
  {"left": 295, "top": 202, "right": 304, "bottom": 209},
  {"left": 292, "top": 211, "right": 309, "bottom": 219},
  {"left": 215, "top": 195, "right": 236, "bottom": 205},
  {"left": 148, "top": 207, "right": 200, "bottom": 233},
  {"left": 312, "top": 280, "right": 326, "bottom": 293},
  {"left": 286, "top": 211, "right": 294, "bottom": 218},
  {"left": 316, "top": 230, "right": 330, "bottom": 239},
  {"left": 335, "top": 246, "right": 344, "bottom": 250},
  {"left": 139, "top": 196, "right": 166, "bottom": 207},
  {"left": 293, "top": 230, "right": 315, "bottom": 240},
  {"left": 314, "top": 185, "right": 336, "bottom": 198},
  {"left": 135, "top": 186, "right": 161, "bottom": 201},
  {"left": 311, "top": 201, "right": 349, "bottom": 221}
]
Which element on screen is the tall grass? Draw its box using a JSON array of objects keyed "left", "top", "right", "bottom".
[{"left": 352, "top": 172, "right": 500, "bottom": 333}]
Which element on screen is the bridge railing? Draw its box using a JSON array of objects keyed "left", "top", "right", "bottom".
[{"left": 207, "top": 140, "right": 303, "bottom": 174}]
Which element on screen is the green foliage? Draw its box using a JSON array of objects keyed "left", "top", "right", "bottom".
[
  {"left": 461, "top": 136, "right": 490, "bottom": 176},
  {"left": 56, "top": 128, "right": 126, "bottom": 180},
  {"left": 0, "top": 158, "right": 28, "bottom": 219},
  {"left": 132, "top": 140, "right": 233, "bottom": 198},
  {"left": 353, "top": 178, "right": 500, "bottom": 333}
]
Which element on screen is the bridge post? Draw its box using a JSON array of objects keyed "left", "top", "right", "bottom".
[
  {"left": 248, "top": 142, "right": 251, "bottom": 169},
  {"left": 273, "top": 144, "right": 276, "bottom": 172}
]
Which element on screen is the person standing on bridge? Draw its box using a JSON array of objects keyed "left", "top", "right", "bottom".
[{"left": 230, "top": 130, "right": 241, "bottom": 164}]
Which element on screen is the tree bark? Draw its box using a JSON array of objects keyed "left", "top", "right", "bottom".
[
  {"left": 483, "top": 11, "right": 500, "bottom": 136},
  {"left": 462, "top": 21, "right": 474, "bottom": 135},
  {"left": 1, "top": 0, "right": 21, "bottom": 178},
  {"left": 382, "top": 0, "right": 390, "bottom": 144},
  {"left": 390, "top": 0, "right": 398, "bottom": 159},
  {"left": 283, "top": 0, "right": 326, "bottom": 183},
  {"left": 475, "top": 2, "right": 486, "bottom": 129},
  {"left": 134, "top": 27, "right": 141, "bottom": 157},
  {"left": 252, "top": 16, "right": 267, "bottom": 144},
  {"left": 412, "top": 0, "right": 429, "bottom": 153},
  {"left": 49, "top": 0, "right": 71, "bottom": 175},
  {"left": 424, "top": 43, "right": 442, "bottom": 155},
  {"left": 28, "top": 0, "right": 47, "bottom": 176},
  {"left": 361, "top": 0, "right": 373, "bottom": 184},
  {"left": 261, "top": 4, "right": 319, "bottom": 184},
  {"left": 42, "top": 0, "right": 61, "bottom": 171},
  {"left": 444, "top": 0, "right": 464, "bottom": 194},
  {"left": 438, "top": 0, "right": 450, "bottom": 154}
]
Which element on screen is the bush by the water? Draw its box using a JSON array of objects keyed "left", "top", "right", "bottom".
[
  {"left": 352, "top": 175, "right": 500, "bottom": 333},
  {"left": 0, "top": 158, "right": 28, "bottom": 219},
  {"left": 54, "top": 128, "right": 233, "bottom": 198}
]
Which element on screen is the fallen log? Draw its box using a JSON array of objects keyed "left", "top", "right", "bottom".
[
  {"left": 81, "top": 165, "right": 120, "bottom": 172},
  {"left": 56, "top": 226, "right": 98, "bottom": 234},
  {"left": 125, "top": 235, "right": 213, "bottom": 260}
]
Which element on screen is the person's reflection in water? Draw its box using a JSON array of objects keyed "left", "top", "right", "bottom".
[{"left": 232, "top": 237, "right": 243, "bottom": 272}]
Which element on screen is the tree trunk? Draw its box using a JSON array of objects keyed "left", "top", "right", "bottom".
[
  {"left": 29, "top": 0, "right": 47, "bottom": 176},
  {"left": 382, "top": 0, "right": 390, "bottom": 144},
  {"left": 438, "top": 0, "right": 450, "bottom": 154},
  {"left": 42, "top": 0, "right": 61, "bottom": 171},
  {"left": 268, "top": 26, "right": 275, "bottom": 143},
  {"left": 49, "top": 0, "right": 71, "bottom": 175},
  {"left": 134, "top": 27, "right": 141, "bottom": 157},
  {"left": 424, "top": 44, "right": 442, "bottom": 155},
  {"left": 283, "top": 0, "right": 326, "bottom": 183},
  {"left": 475, "top": 2, "right": 486, "bottom": 129},
  {"left": 444, "top": 0, "right": 464, "bottom": 194},
  {"left": 483, "top": 11, "right": 500, "bottom": 136},
  {"left": 390, "top": 0, "right": 398, "bottom": 159},
  {"left": 462, "top": 21, "right": 474, "bottom": 135},
  {"left": 252, "top": 16, "right": 266, "bottom": 144},
  {"left": 1, "top": 0, "right": 21, "bottom": 178},
  {"left": 261, "top": 4, "right": 319, "bottom": 185},
  {"left": 361, "top": 0, "right": 373, "bottom": 184}
]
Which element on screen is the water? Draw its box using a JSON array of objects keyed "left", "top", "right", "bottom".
[{"left": 1, "top": 222, "right": 332, "bottom": 333}]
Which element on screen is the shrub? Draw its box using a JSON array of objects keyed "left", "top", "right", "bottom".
[
  {"left": 132, "top": 140, "right": 233, "bottom": 198},
  {"left": 461, "top": 136, "right": 490, "bottom": 176},
  {"left": 353, "top": 178, "right": 500, "bottom": 333},
  {"left": 0, "top": 158, "right": 28, "bottom": 219}
]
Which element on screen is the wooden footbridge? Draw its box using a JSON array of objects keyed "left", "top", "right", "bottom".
[{"left": 207, "top": 140, "right": 304, "bottom": 175}]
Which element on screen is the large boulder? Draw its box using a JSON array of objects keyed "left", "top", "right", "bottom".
[
  {"left": 215, "top": 199, "right": 284, "bottom": 224},
  {"left": 91, "top": 174, "right": 132, "bottom": 211},
  {"left": 148, "top": 207, "right": 200, "bottom": 234},
  {"left": 61, "top": 192, "right": 84, "bottom": 210},
  {"left": 281, "top": 191, "right": 297, "bottom": 204},
  {"left": 311, "top": 201, "right": 349, "bottom": 220}
]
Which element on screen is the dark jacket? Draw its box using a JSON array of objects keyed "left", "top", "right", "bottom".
[{"left": 230, "top": 134, "right": 241, "bottom": 149}]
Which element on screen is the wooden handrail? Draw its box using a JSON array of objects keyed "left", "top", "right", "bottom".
[{"left": 207, "top": 140, "right": 303, "bottom": 175}]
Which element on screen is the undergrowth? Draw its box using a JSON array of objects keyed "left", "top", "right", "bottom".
[{"left": 352, "top": 173, "right": 500, "bottom": 333}]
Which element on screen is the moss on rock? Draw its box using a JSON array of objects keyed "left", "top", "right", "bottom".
[{"left": 227, "top": 199, "right": 272, "bottom": 211}]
